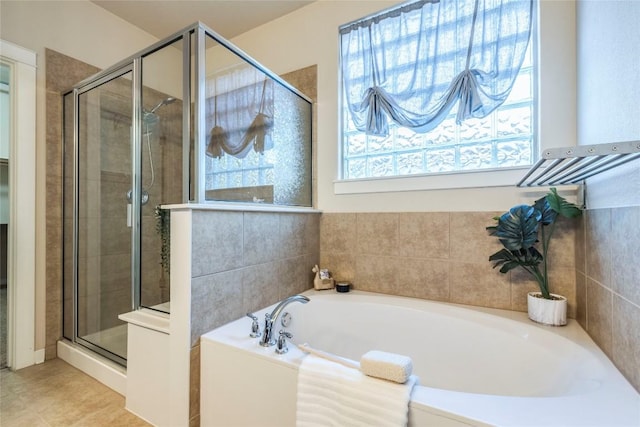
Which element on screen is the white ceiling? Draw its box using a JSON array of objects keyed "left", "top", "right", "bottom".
[{"left": 90, "top": 0, "right": 315, "bottom": 40}]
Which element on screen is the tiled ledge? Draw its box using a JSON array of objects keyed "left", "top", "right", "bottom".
[{"left": 162, "top": 202, "right": 321, "bottom": 214}]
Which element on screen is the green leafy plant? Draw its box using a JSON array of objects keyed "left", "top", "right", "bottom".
[
  {"left": 487, "top": 188, "right": 581, "bottom": 299},
  {"left": 155, "top": 205, "right": 170, "bottom": 274}
]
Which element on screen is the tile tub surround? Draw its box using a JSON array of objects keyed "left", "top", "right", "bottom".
[
  {"left": 320, "top": 208, "right": 640, "bottom": 394},
  {"left": 320, "top": 211, "right": 578, "bottom": 315},
  {"left": 187, "top": 208, "right": 320, "bottom": 426},
  {"left": 576, "top": 206, "right": 640, "bottom": 392},
  {"left": 189, "top": 210, "right": 320, "bottom": 345}
]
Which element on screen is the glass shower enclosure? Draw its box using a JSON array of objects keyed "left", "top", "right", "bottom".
[{"left": 62, "top": 23, "right": 312, "bottom": 366}]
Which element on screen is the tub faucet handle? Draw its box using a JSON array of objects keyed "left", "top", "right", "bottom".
[
  {"left": 276, "top": 330, "right": 293, "bottom": 354},
  {"left": 246, "top": 313, "right": 261, "bottom": 338}
]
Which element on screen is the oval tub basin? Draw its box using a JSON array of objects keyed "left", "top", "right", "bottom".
[{"left": 200, "top": 290, "right": 640, "bottom": 426}]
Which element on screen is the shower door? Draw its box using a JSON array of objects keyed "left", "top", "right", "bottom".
[{"left": 73, "top": 66, "right": 137, "bottom": 365}]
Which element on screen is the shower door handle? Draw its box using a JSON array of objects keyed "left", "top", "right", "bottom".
[{"left": 127, "top": 203, "right": 132, "bottom": 228}]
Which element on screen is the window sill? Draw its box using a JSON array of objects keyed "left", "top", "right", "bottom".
[{"left": 334, "top": 167, "right": 531, "bottom": 194}]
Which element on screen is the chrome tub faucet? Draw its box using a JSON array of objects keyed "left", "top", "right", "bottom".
[{"left": 259, "top": 294, "right": 310, "bottom": 347}]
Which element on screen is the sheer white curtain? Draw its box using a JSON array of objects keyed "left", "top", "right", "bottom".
[
  {"left": 340, "top": 0, "right": 533, "bottom": 136},
  {"left": 206, "top": 66, "right": 274, "bottom": 159}
]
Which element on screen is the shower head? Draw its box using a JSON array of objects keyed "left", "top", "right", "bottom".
[{"left": 148, "top": 96, "right": 177, "bottom": 114}]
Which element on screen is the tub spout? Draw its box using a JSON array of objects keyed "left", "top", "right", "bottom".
[{"left": 259, "top": 295, "right": 309, "bottom": 347}]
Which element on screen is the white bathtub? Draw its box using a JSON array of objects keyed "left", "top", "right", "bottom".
[{"left": 200, "top": 290, "right": 640, "bottom": 426}]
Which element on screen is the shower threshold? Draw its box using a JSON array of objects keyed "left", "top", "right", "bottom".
[{"left": 57, "top": 339, "right": 127, "bottom": 395}]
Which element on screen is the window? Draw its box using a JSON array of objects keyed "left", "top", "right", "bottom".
[
  {"left": 340, "top": 0, "right": 535, "bottom": 180},
  {"left": 205, "top": 65, "right": 275, "bottom": 194}
]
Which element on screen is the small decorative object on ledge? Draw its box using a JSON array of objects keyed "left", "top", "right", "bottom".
[
  {"left": 487, "top": 188, "right": 582, "bottom": 326},
  {"left": 335, "top": 281, "right": 351, "bottom": 293},
  {"left": 312, "top": 265, "right": 335, "bottom": 290}
]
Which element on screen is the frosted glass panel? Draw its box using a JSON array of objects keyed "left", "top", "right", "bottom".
[{"left": 203, "top": 33, "right": 312, "bottom": 206}]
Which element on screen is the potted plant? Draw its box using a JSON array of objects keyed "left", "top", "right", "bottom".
[
  {"left": 487, "top": 188, "right": 582, "bottom": 326},
  {"left": 155, "top": 205, "right": 170, "bottom": 275}
]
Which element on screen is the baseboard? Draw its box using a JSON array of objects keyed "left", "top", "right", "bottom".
[
  {"left": 57, "top": 340, "right": 127, "bottom": 395},
  {"left": 34, "top": 348, "right": 45, "bottom": 364}
]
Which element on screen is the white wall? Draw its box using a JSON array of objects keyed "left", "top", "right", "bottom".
[
  {"left": 0, "top": 0, "right": 159, "bottom": 353},
  {"left": 232, "top": 0, "right": 577, "bottom": 212},
  {"left": 577, "top": 0, "right": 640, "bottom": 209}
]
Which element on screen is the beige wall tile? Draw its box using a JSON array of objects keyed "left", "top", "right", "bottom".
[
  {"left": 451, "top": 211, "right": 503, "bottom": 264},
  {"left": 189, "top": 344, "right": 200, "bottom": 422},
  {"left": 305, "top": 214, "right": 321, "bottom": 256},
  {"left": 396, "top": 258, "right": 449, "bottom": 301},
  {"left": 449, "top": 262, "right": 511, "bottom": 309},
  {"left": 279, "top": 213, "right": 305, "bottom": 259},
  {"left": 585, "top": 208, "right": 612, "bottom": 286},
  {"left": 509, "top": 269, "right": 541, "bottom": 313},
  {"left": 574, "top": 215, "right": 586, "bottom": 275},
  {"left": 45, "top": 244, "right": 62, "bottom": 301},
  {"left": 319, "top": 252, "right": 355, "bottom": 282},
  {"left": 46, "top": 91, "right": 63, "bottom": 178},
  {"left": 191, "top": 210, "right": 243, "bottom": 277},
  {"left": 612, "top": 296, "right": 640, "bottom": 392},
  {"left": 356, "top": 213, "right": 399, "bottom": 256},
  {"left": 355, "top": 255, "right": 398, "bottom": 294},
  {"left": 243, "top": 212, "right": 282, "bottom": 266},
  {"left": 610, "top": 206, "right": 640, "bottom": 306},
  {"left": 278, "top": 256, "right": 313, "bottom": 299},
  {"left": 320, "top": 213, "right": 356, "bottom": 254},
  {"left": 242, "top": 263, "right": 280, "bottom": 314},
  {"left": 99, "top": 217, "right": 131, "bottom": 256},
  {"left": 45, "top": 303, "right": 61, "bottom": 349},
  {"left": 576, "top": 271, "right": 587, "bottom": 329},
  {"left": 545, "top": 216, "right": 577, "bottom": 270},
  {"left": 45, "top": 49, "right": 100, "bottom": 93},
  {"left": 190, "top": 211, "right": 318, "bottom": 344},
  {"left": 586, "top": 279, "right": 613, "bottom": 358},
  {"left": 190, "top": 269, "right": 244, "bottom": 346},
  {"left": 398, "top": 212, "right": 449, "bottom": 259}
]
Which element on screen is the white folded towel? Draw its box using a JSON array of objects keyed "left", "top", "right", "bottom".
[{"left": 296, "top": 354, "right": 417, "bottom": 427}]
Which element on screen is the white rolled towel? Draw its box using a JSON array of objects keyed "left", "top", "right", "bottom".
[{"left": 360, "top": 350, "right": 413, "bottom": 384}]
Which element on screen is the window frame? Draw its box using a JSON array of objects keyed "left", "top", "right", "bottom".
[{"left": 336, "top": 0, "right": 539, "bottom": 193}]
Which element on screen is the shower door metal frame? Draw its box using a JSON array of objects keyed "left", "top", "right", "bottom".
[
  {"left": 69, "top": 62, "right": 141, "bottom": 366},
  {"left": 63, "top": 27, "right": 191, "bottom": 366},
  {"left": 62, "top": 21, "right": 314, "bottom": 367}
]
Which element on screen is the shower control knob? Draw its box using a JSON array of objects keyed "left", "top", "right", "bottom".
[
  {"left": 281, "top": 312, "right": 292, "bottom": 327},
  {"left": 246, "top": 313, "right": 261, "bottom": 338}
]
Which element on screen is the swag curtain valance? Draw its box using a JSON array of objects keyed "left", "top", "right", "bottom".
[
  {"left": 206, "top": 68, "right": 274, "bottom": 159},
  {"left": 340, "top": 0, "right": 533, "bottom": 137}
]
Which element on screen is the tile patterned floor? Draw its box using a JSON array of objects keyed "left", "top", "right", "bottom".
[{"left": 0, "top": 358, "right": 150, "bottom": 426}]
